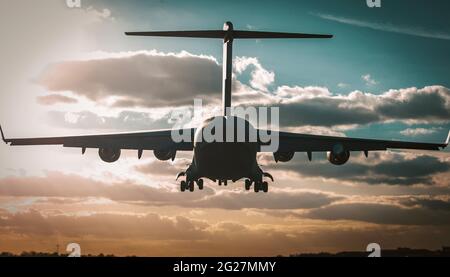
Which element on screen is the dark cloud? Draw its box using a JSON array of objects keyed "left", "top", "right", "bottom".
[
  {"left": 278, "top": 98, "right": 380, "bottom": 127},
  {"left": 37, "top": 51, "right": 222, "bottom": 107},
  {"left": 37, "top": 51, "right": 450, "bottom": 129},
  {"left": 0, "top": 172, "right": 339, "bottom": 210},
  {"left": 2, "top": 207, "right": 450, "bottom": 256},
  {"left": 306, "top": 202, "right": 450, "bottom": 225},
  {"left": 0, "top": 208, "right": 208, "bottom": 240},
  {"left": 0, "top": 171, "right": 208, "bottom": 204},
  {"left": 270, "top": 86, "right": 450, "bottom": 127},
  {"left": 267, "top": 153, "right": 450, "bottom": 186},
  {"left": 0, "top": 208, "right": 55, "bottom": 236},
  {"left": 400, "top": 197, "right": 450, "bottom": 212},
  {"left": 375, "top": 88, "right": 450, "bottom": 121}
]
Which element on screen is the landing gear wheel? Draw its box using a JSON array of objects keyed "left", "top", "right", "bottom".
[
  {"left": 197, "top": 179, "right": 204, "bottom": 190},
  {"left": 254, "top": 182, "right": 260, "bottom": 193},
  {"left": 180, "top": 181, "right": 186, "bottom": 192},
  {"left": 188, "top": 181, "right": 195, "bottom": 192},
  {"left": 244, "top": 179, "right": 252, "bottom": 191},
  {"left": 262, "top": 181, "right": 268, "bottom": 193}
]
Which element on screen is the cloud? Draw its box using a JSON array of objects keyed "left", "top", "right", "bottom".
[
  {"left": 0, "top": 208, "right": 208, "bottom": 240},
  {"left": 2, "top": 205, "right": 450, "bottom": 256},
  {"left": 0, "top": 172, "right": 340, "bottom": 210},
  {"left": 180, "top": 190, "right": 342, "bottom": 210},
  {"left": 269, "top": 85, "right": 450, "bottom": 127},
  {"left": 37, "top": 50, "right": 222, "bottom": 108},
  {"left": 36, "top": 94, "right": 78, "bottom": 105},
  {"left": 265, "top": 152, "right": 450, "bottom": 186},
  {"left": 400, "top": 127, "right": 441, "bottom": 137},
  {"left": 361, "top": 74, "right": 377, "bottom": 86},
  {"left": 337, "top": 83, "right": 349, "bottom": 88},
  {"left": 135, "top": 158, "right": 190, "bottom": 177},
  {"left": 0, "top": 171, "right": 207, "bottom": 205},
  {"left": 46, "top": 110, "right": 174, "bottom": 131},
  {"left": 234, "top": 56, "right": 275, "bottom": 92},
  {"left": 400, "top": 196, "right": 450, "bottom": 212},
  {"left": 374, "top": 86, "right": 450, "bottom": 122},
  {"left": 306, "top": 202, "right": 450, "bottom": 225},
  {"left": 37, "top": 50, "right": 450, "bottom": 129},
  {"left": 314, "top": 13, "right": 450, "bottom": 40}
]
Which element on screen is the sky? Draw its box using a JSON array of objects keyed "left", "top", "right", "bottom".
[{"left": 0, "top": 0, "right": 449, "bottom": 256}]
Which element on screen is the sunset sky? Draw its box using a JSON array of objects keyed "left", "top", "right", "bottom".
[{"left": 0, "top": 0, "right": 449, "bottom": 256}]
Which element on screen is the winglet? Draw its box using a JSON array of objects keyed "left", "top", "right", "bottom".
[{"left": 0, "top": 124, "right": 7, "bottom": 144}]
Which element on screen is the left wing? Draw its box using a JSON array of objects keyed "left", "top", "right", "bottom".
[
  {"left": 259, "top": 130, "right": 449, "bottom": 153},
  {"left": 0, "top": 125, "right": 194, "bottom": 151}
]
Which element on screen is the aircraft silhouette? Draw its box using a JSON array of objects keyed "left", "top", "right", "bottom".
[{"left": 1, "top": 22, "right": 449, "bottom": 192}]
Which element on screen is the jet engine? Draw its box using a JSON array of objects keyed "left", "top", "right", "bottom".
[
  {"left": 98, "top": 148, "right": 121, "bottom": 163},
  {"left": 327, "top": 144, "right": 350, "bottom": 165},
  {"left": 153, "top": 149, "right": 176, "bottom": 161},
  {"left": 274, "top": 151, "right": 295, "bottom": 163}
]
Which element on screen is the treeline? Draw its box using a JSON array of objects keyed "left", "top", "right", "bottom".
[
  {"left": 290, "top": 247, "right": 450, "bottom": 257},
  {"left": 0, "top": 251, "right": 117, "bottom": 257}
]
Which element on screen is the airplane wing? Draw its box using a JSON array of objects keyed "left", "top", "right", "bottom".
[
  {"left": 0, "top": 125, "right": 194, "bottom": 152},
  {"left": 259, "top": 130, "right": 450, "bottom": 153}
]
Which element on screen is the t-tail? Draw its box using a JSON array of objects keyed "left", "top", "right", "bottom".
[{"left": 125, "top": 21, "right": 333, "bottom": 116}]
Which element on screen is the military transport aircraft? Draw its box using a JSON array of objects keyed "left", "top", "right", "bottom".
[{"left": 1, "top": 22, "right": 449, "bottom": 193}]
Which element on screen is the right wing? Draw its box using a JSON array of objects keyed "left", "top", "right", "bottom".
[
  {"left": 0, "top": 125, "right": 195, "bottom": 151},
  {"left": 257, "top": 130, "right": 449, "bottom": 153}
]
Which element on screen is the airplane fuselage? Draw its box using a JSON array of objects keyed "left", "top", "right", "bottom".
[{"left": 189, "top": 116, "right": 262, "bottom": 183}]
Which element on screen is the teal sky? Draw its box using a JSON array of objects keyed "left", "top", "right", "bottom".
[
  {"left": 88, "top": 0, "right": 450, "bottom": 92},
  {"left": 83, "top": 0, "right": 450, "bottom": 143}
]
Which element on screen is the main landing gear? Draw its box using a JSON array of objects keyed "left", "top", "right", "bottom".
[
  {"left": 244, "top": 179, "right": 269, "bottom": 193},
  {"left": 176, "top": 170, "right": 273, "bottom": 193},
  {"left": 177, "top": 171, "right": 204, "bottom": 192}
]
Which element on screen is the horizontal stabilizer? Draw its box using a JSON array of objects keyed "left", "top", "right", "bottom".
[
  {"left": 125, "top": 30, "right": 225, "bottom": 38},
  {"left": 233, "top": 30, "right": 333, "bottom": 39},
  {"left": 125, "top": 30, "right": 333, "bottom": 39}
]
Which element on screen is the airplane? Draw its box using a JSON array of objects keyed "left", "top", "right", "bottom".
[{"left": 1, "top": 22, "right": 449, "bottom": 193}]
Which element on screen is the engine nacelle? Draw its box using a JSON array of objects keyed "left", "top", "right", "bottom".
[
  {"left": 153, "top": 149, "right": 176, "bottom": 161},
  {"left": 98, "top": 148, "right": 121, "bottom": 163},
  {"left": 274, "top": 151, "right": 295, "bottom": 163},
  {"left": 327, "top": 144, "right": 350, "bottom": 165}
]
